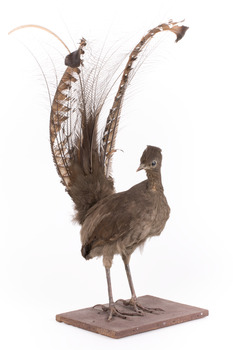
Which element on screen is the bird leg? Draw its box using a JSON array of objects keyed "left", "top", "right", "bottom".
[
  {"left": 94, "top": 267, "right": 146, "bottom": 321},
  {"left": 104, "top": 267, "right": 127, "bottom": 320},
  {"left": 117, "top": 261, "right": 164, "bottom": 315},
  {"left": 95, "top": 267, "right": 140, "bottom": 320}
]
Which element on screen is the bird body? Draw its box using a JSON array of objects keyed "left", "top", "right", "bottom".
[{"left": 81, "top": 146, "right": 170, "bottom": 269}]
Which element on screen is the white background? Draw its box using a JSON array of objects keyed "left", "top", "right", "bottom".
[{"left": 1, "top": 0, "right": 233, "bottom": 349}]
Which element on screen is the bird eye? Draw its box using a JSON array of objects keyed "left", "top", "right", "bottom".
[{"left": 151, "top": 160, "right": 157, "bottom": 167}]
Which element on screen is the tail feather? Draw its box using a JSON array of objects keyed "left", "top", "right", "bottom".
[
  {"left": 48, "top": 21, "right": 187, "bottom": 224},
  {"left": 10, "top": 21, "right": 188, "bottom": 226},
  {"left": 69, "top": 152, "right": 114, "bottom": 225},
  {"left": 102, "top": 20, "right": 189, "bottom": 176}
]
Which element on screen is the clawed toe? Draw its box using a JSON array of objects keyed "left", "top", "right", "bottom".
[
  {"left": 94, "top": 301, "right": 146, "bottom": 320},
  {"left": 105, "top": 304, "right": 127, "bottom": 321},
  {"left": 116, "top": 299, "right": 144, "bottom": 315},
  {"left": 116, "top": 298, "right": 164, "bottom": 315},
  {"left": 94, "top": 303, "right": 139, "bottom": 320}
]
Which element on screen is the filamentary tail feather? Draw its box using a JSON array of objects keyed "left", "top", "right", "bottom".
[{"left": 48, "top": 21, "right": 188, "bottom": 224}]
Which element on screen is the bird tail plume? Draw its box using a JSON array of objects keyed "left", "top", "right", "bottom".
[
  {"left": 49, "top": 38, "right": 115, "bottom": 224},
  {"left": 9, "top": 20, "right": 188, "bottom": 225},
  {"left": 102, "top": 20, "right": 188, "bottom": 176},
  {"left": 50, "top": 20, "right": 188, "bottom": 224}
]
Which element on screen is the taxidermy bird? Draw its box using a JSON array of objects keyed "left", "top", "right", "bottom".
[{"left": 10, "top": 20, "right": 188, "bottom": 320}]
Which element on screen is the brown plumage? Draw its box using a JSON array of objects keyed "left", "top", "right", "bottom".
[
  {"left": 10, "top": 20, "right": 188, "bottom": 320},
  {"left": 81, "top": 146, "right": 169, "bottom": 264}
]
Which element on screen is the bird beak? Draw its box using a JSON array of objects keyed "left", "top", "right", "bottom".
[{"left": 136, "top": 163, "right": 145, "bottom": 172}]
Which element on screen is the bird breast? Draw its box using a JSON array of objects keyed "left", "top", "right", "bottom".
[{"left": 148, "top": 192, "right": 170, "bottom": 237}]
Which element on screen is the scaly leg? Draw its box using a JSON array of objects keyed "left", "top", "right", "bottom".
[
  {"left": 104, "top": 267, "right": 127, "bottom": 320},
  {"left": 117, "top": 258, "right": 164, "bottom": 314},
  {"left": 95, "top": 267, "right": 140, "bottom": 320}
]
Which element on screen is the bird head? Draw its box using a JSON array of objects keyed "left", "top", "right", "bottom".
[{"left": 137, "top": 145, "right": 162, "bottom": 172}]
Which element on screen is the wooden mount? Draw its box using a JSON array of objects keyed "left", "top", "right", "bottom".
[{"left": 56, "top": 295, "right": 208, "bottom": 338}]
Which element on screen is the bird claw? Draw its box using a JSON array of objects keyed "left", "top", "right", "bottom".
[
  {"left": 93, "top": 302, "right": 145, "bottom": 320},
  {"left": 106, "top": 304, "right": 127, "bottom": 321},
  {"left": 93, "top": 303, "right": 129, "bottom": 320},
  {"left": 116, "top": 298, "right": 164, "bottom": 315},
  {"left": 116, "top": 299, "right": 144, "bottom": 315}
]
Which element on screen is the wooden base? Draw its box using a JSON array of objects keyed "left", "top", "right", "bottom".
[{"left": 56, "top": 295, "right": 208, "bottom": 339}]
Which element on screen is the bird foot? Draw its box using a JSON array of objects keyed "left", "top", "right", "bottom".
[
  {"left": 116, "top": 298, "right": 164, "bottom": 315},
  {"left": 94, "top": 302, "right": 143, "bottom": 320}
]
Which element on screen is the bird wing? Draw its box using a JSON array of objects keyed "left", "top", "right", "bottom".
[
  {"left": 81, "top": 192, "right": 134, "bottom": 250},
  {"left": 81, "top": 181, "right": 154, "bottom": 248}
]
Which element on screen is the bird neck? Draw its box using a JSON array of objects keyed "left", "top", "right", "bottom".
[{"left": 146, "top": 170, "right": 163, "bottom": 192}]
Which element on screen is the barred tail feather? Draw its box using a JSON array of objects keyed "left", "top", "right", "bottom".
[{"left": 102, "top": 20, "right": 188, "bottom": 177}]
